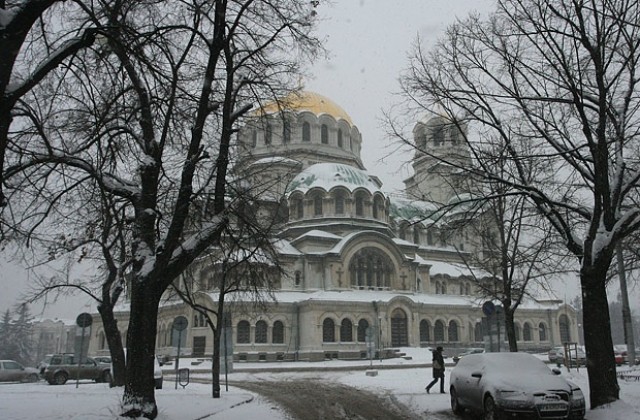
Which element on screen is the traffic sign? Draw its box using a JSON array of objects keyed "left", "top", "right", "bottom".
[{"left": 76, "top": 313, "right": 93, "bottom": 328}]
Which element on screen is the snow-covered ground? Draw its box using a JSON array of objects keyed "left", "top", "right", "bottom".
[{"left": 1, "top": 348, "right": 639, "bottom": 419}]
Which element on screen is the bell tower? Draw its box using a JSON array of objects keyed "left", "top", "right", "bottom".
[{"left": 404, "top": 115, "right": 472, "bottom": 205}]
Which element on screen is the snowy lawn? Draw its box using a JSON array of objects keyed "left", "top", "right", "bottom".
[{"left": 1, "top": 347, "right": 639, "bottom": 419}]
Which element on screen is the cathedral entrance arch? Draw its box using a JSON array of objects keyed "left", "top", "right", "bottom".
[{"left": 390, "top": 308, "right": 408, "bottom": 347}]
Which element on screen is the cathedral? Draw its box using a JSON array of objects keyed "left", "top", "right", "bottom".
[{"left": 89, "top": 91, "right": 578, "bottom": 361}]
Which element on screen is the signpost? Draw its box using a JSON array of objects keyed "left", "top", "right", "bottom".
[
  {"left": 172, "top": 316, "right": 188, "bottom": 389},
  {"left": 75, "top": 313, "right": 93, "bottom": 388}
]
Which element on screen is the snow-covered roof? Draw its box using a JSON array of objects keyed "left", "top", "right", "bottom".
[
  {"left": 204, "top": 289, "right": 566, "bottom": 311},
  {"left": 286, "top": 163, "right": 383, "bottom": 195},
  {"left": 389, "top": 197, "right": 438, "bottom": 222},
  {"left": 272, "top": 239, "right": 301, "bottom": 255},
  {"left": 293, "top": 229, "right": 342, "bottom": 242},
  {"left": 426, "top": 260, "right": 492, "bottom": 279},
  {"left": 249, "top": 157, "right": 300, "bottom": 167}
]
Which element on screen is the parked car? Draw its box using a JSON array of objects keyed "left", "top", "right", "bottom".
[
  {"left": 93, "top": 356, "right": 112, "bottom": 365},
  {"left": 112, "top": 350, "right": 163, "bottom": 390},
  {"left": 547, "top": 346, "right": 563, "bottom": 363},
  {"left": 43, "top": 354, "right": 111, "bottom": 385},
  {"left": 36, "top": 354, "right": 54, "bottom": 375},
  {"left": 450, "top": 352, "right": 585, "bottom": 420},
  {"left": 154, "top": 355, "right": 163, "bottom": 389},
  {"left": 0, "top": 360, "right": 39, "bottom": 383},
  {"left": 453, "top": 348, "right": 485, "bottom": 364},
  {"left": 549, "top": 346, "right": 587, "bottom": 366}
]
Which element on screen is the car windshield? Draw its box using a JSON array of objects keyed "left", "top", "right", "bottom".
[{"left": 478, "top": 353, "right": 552, "bottom": 375}]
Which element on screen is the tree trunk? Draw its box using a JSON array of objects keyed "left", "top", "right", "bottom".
[
  {"left": 97, "top": 304, "right": 125, "bottom": 387},
  {"left": 581, "top": 262, "right": 620, "bottom": 408},
  {"left": 211, "top": 321, "right": 221, "bottom": 398},
  {"left": 503, "top": 306, "right": 518, "bottom": 352},
  {"left": 122, "top": 279, "right": 161, "bottom": 419},
  {"left": 211, "top": 299, "right": 225, "bottom": 398}
]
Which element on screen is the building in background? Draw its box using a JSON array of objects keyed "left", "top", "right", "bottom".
[{"left": 89, "top": 92, "right": 578, "bottom": 361}]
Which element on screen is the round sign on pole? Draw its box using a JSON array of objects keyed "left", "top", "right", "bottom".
[
  {"left": 173, "top": 316, "right": 188, "bottom": 331},
  {"left": 76, "top": 312, "right": 93, "bottom": 328},
  {"left": 482, "top": 301, "right": 496, "bottom": 317}
]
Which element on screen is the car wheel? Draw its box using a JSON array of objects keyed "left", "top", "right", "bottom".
[
  {"left": 450, "top": 386, "right": 464, "bottom": 415},
  {"left": 155, "top": 378, "right": 163, "bottom": 390},
  {"left": 54, "top": 372, "right": 68, "bottom": 385},
  {"left": 484, "top": 395, "right": 499, "bottom": 420},
  {"left": 27, "top": 373, "right": 39, "bottom": 383},
  {"left": 102, "top": 371, "right": 112, "bottom": 384}
]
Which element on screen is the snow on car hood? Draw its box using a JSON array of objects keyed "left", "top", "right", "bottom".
[{"left": 488, "top": 372, "right": 572, "bottom": 393}]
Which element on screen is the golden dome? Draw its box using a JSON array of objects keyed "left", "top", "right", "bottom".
[{"left": 259, "top": 91, "right": 353, "bottom": 125}]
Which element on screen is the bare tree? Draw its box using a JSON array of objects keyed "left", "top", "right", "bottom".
[
  {"left": 24, "top": 187, "right": 131, "bottom": 387},
  {"left": 0, "top": 0, "right": 101, "bottom": 209},
  {"left": 172, "top": 214, "right": 282, "bottom": 398},
  {"left": 3, "top": 1, "right": 321, "bottom": 418},
  {"left": 394, "top": 0, "right": 640, "bottom": 408}
]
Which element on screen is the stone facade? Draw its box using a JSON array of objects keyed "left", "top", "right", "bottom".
[{"left": 88, "top": 91, "right": 579, "bottom": 361}]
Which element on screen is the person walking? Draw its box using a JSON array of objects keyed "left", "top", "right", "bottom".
[{"left": 426, "top": 346, "right": 445, "bottom": 394}]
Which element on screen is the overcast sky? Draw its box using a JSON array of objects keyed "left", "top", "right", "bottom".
[
  {"left": 305, "top": 0, "right": 495, "bottom": 193},
  {"left": 4, "top": 0, "right": 631, "bottom": 320}
]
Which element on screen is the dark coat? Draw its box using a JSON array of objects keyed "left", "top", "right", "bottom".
[{"left": 431, "top": 350, "right": 445, "bottom": 378}]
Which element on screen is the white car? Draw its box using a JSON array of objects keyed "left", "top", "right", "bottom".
[
  {"left": 449, "top": 352, "right": 585, "bottom": 420},
  {"left": 0, "top": 360, "right": 39, "bottom": 383}
]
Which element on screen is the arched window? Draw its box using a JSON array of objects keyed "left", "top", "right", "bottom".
[
  {"left": 302, "top": 121, "right": 311, "bottom": 142},
  {"left": 237, "top": 320, "right": 250, "bottom": 344},
  {"left": 294, "top": 197, "right": 303, "bottom": 219},
  {"left": 357, "top": 319, "right": 369, "bottom": 342},
  {"left": 539, "top": 323, "right": 548, "bottom": 342},
  {"left": 390, "top": 308, "right": 408, "bottom": 347},
  {"left": 340, "top": 318, "right": 353, "bottom": 342},
  {"left": 399, "top": 225, "right": 406, "bottom": 240},
  {"left": 255, "top": 320, "right": 268, "bottom": 343},
  {"left": 419, "top": 320, "right": 430, "bottom": 342},
  {"left": 321, "top": 124, "right": 329, "bottom": 144},
  {"left": 337, "top": 129, "right": 343, "bottom": 148},
  {"left": 434, "top": 320, "right": 445, "bottom": 342},
  {"left": 295, "top": 271, "right": 301, "bottom": 287},
  {"left": 322, "top": 318, "right": 335, "bottom": 342},
  {"left": 355, "top": 194, "right": 364, "bottom": 216},
  {"left": 413, "top": 227, "right": 420, "bottom": 244},
  {"left": 427, "top": 231, "right": 433, "bottom": 245},
  {"left": 349, "top": 247, "right": 393, "bottom": 290},
  {"left": 523, "top": 322, "right": 532, "bottom": 341},
  {"left": 559, "top": 314, "right": 571, "bottom": 343},
  {"left": 193, "top": 314, "right": 199, "bottom": 327},
  {"left": 465, "top": 283, "right": 471, "bottom": 295},
  {"left": 433, "top": 124, "right": 444, "bottom": 146},
  {"left": 514, "top": 324, "right": 521, "bottom": 341},
  {"left": 449, "top": 125, "right": 459, "bottom": 145},
  {"left": 474, "top": 322, "right": 483, "bottom": 342},
  {"left": 273, "top": 321, "right": 284, "bottom": 344},
  {"left": 334, "top": 191, "right": 345, "bottom": 215},
  {"left": 435, "top": 281, "right": 441, "bottom": 294},
  {"left": 265, "top": 123, "right": 272, "bottom": 145},
  {"left": 448, "top": 320, "right": 459, "bottom": 342},
  {"left": 99, "top": 331, "right": 106, "bottom": 350},
  {"left": 314, "top": 194, "right": 323, "bottom": 216},
  {"left": 441, "top": 282, "right": 447, "bottom": 294},
  {"left": 459, "top": 284, "right": 464, "bottom": 295},
  {"left": 282, "top": 120, "right": 291, "bottom": 143}
]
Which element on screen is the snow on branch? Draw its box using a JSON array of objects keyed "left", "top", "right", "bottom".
[{"left": 5, "top": 27, "right": 100, "bottom": 104}]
